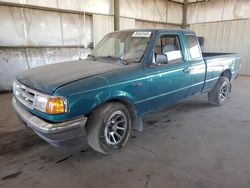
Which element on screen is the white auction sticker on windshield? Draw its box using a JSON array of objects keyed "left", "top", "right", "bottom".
[{"left": 132, "top": 32, "right": 151, "bottom": 37}]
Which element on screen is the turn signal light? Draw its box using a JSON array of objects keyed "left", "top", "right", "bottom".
[{"left": 46, "top": 98, "right": 66, "bottom": 114}]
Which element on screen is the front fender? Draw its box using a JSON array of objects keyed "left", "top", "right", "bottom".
[
  {"left": 88, "top": 89, "right": 137, "bottom": 117},
  {"left": 108, "top": 90, "right": 135, "bottom": 103},
  {"left": 54, "top": 76, "right": 111, "bottom": 120}
]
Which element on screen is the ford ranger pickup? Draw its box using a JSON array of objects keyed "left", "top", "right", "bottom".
[{"left": 12, "top": 29, "right": 241, "bottom": 154}]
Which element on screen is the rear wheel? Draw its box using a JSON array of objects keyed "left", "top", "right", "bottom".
[
  {"left": 86, "top": 102, "right": 131, "bottom": 154},
  {"left": 208, "top": 76, "right": 230, "bottom": 106}
]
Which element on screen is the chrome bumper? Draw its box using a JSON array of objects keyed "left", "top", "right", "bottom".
[{"left": 12, "top": 97, "right": 87, "bottom": 146}]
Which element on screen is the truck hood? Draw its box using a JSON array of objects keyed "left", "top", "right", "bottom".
[{"left": 17, "top": 60, "right": 122, "bottom": 94}]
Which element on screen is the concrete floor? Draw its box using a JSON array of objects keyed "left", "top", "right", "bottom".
[{"left": 0, "top": 76, "right": 250, "bottom": 188}]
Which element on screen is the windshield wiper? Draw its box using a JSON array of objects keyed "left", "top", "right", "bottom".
[{"left": 105, "top": 56, "right": 128, "bottom": 65}]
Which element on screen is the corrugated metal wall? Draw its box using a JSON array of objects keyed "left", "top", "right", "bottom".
[
  {"left": 0, "top": 0, "right": 114, "bottom": 15},
  {"left": 188, "top": 0, "right": 250, "bottom": 76},
  {"left": 93, "top": 15, "right": 114, "bottom": 46},
  {"left": 93, "top": 0, "right": 183, "bottom": 45},
  {"left": 120, "top": 0, "right": 183, "bottom": 25},
  {"left": 187, "top": 0, "right": 250, "bottom": 24},
  {"left": 0, "top": 0, "right": 183, "bottom": 91},
  {"left": 190, "top": 19, "right": 250, "bottom": 75},
  {"left": 0, "top": 6, "right": 93, "bottom": 47},
  {"left": 0, "top": 47, "right": 91, "bottom": 91}
]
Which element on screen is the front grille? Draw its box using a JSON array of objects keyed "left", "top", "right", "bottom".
[{"left": 14, "top": 82, "right": 36, "bottom": 110}]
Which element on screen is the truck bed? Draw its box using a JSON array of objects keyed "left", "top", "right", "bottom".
[
  {"left": 202, "top": 52, "right": 236, "bottom": 58},
  {"left": 202, "top": 52, "right": 241, "bottom": 92}
]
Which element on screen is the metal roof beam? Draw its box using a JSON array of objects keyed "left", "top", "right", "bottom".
[{"left": 188, "top": 0, "right": 209, "bottom": 5}]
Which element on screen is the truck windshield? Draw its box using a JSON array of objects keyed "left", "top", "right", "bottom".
[{"left": 91, "top": 31, "right": 151, "bottom": 63}]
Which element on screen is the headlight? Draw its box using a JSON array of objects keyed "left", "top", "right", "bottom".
[
  {"left": 34, "top": 95, "right": 67, "bottom": 115},
  {"left": 34, "top": 94, "right": 49, "bottom": 112},
  {"left": 13, "top": 80, "right": 20, "bottom": 97},
  {"left": 13, "top": 80, "right": 67, "bottom": 115}
]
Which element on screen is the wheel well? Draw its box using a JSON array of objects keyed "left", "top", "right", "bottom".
[
  {"left": 86, "top": 98, "right": 137, "bottom": 120},
  {"left": 107, "top": 99, "right": 137, "bottom": 120},
  {"left": 221, "top": 69, "right": 232, "bottom": 81}
]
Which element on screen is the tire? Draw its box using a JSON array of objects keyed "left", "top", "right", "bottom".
[
  {"left": 208, "top": 76, "right": 231, "bottom": 106},
  {"left": 86, "top": 102, "right": 131, "bottom": 154}
]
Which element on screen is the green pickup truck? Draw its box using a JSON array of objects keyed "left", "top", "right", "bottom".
[{"left": 12, "top": 29, "right": 240, "bottom": 154}]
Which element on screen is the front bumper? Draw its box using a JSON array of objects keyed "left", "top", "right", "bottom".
[{"left": 12, "top": 97, "right": 87, "bottom": 147}]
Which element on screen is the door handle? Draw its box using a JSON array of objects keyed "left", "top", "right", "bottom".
[{"left": 183, "top": 67, "right": 191, "bottom": 74}]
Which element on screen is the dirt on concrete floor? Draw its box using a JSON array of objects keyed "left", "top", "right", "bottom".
[{"left": 0, "top": 76, "right": 250, "bottom": 188}]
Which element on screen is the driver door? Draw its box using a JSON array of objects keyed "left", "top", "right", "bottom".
[{"left": 141, "top": 33, "right": 192, "bottom": 113}]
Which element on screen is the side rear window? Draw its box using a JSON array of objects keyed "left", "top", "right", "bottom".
[{"left": 186, "top": 35, "right": 201, "bottom": 59}]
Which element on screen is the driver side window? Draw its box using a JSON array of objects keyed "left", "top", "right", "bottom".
[{"left": 153, "top": 35, "right": 183, "bottom": 66}]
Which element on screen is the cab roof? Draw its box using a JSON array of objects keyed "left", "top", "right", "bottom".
[{"left": 113, "top": 28, "right": 195, "bottom": 35}]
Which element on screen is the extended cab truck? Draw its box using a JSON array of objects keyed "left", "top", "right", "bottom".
[{"left": 12, "top": 29, "right": 240, "bottom": 154}]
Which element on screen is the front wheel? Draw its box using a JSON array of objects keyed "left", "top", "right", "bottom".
[
  {"left": 86, "top": 102, "right": 131, "bottom": 154},
  {"left": 208, "top": 76, "right": 231, "bottom": 106}
]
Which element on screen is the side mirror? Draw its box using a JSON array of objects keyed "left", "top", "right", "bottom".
[{"left": 155, "top": 54, "right": 168, "bottom": 65}]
